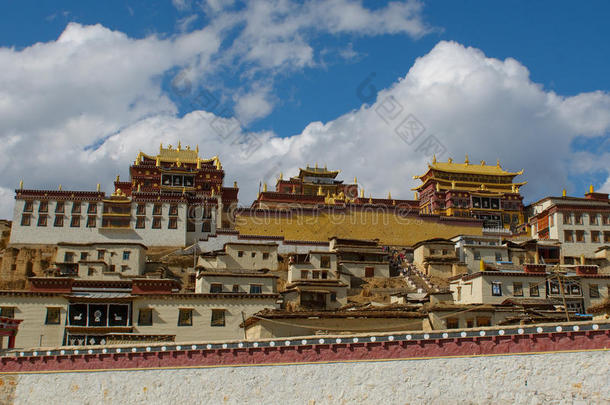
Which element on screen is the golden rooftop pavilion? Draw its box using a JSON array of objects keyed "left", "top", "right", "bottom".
[{"left": 413, "top": 155, "right": 526, "bottom": 230}]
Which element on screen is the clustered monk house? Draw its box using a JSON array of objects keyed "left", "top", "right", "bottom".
[
  {"left": 1, "top": 143, "right": 609, "bottom": 350},
  {"left": 413, "top": 155, "right": 526, "bottom": 231}
]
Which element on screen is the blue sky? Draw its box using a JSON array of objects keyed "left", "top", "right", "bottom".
[{"left": 0, "top": 0, "right": 608, "bottom": 217}]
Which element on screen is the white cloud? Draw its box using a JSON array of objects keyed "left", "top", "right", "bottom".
[{"left": 2, "top": 11, "right": 609, "bottom": 223}]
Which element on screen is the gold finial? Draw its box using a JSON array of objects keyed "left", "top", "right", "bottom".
[
  {"left": 368, "top": 195, "right": 372, "bottom": 204},
  {"left": 176, "top": 158, "right": 181, "bottom": 167},
  {"left": 160, "top": 143, "right": 163, "bottom": 152},
  {"left": 116, "top": 175, "right": 120, "bottom": 182},
  {"left": 233, "top": 181, "right": 237, "bottom": 188},
  {"left": 177, "top": 141, "right": 181, "bottom": 150},
  {"left": 414, "top": 191, "right": 418, "bottom": 199},
  {"left": 354, "top": 176, "right": 357, "bottom": 184},
  {"left": 196, "top": 157, "right": 201, "bottom": 169},
  {"left": 589, "top": 184, "right": 594, "bottom": 193},
  {"left": 97, "top": 183, "right": 101, "bottom": 192},
  {"left": 435, "top": 183, "right": 440, "bottom": 192},
  {"left": 388, "top": 191, "right": 392, "bottom": 199},
  {"left": 279, "top": 172, "right": 283, "bottom": 180},
  {"left": 432, "top": 154, "right": 437, "bottom": 164},
  {"left": 392, "top": 199, "right": 396, "bottom": 206},
  {"left": 562, "top": 188, "right": 566, "bottom": 197},
  {"left": 465, "top": 154, "right": 469, "bottom": 165},
  {"left": 360, "top": 188, "right": 364, "bottom": 198},
  {"left": 156, "top": 157, "right": 160, "bottom": 167},
  {"left": 451, "top": 181, "right": 456, "bottom": 189},
  {"left": 480, "top": 184, "right": 486, "bottom": 190},
  {"left": 19, "top": 180, "right": 23, "bottom": 189},
  {"left": 317, "top": 186, "right": 324, "bottom": 196},
  {"left": 480, "top": 160, "right": 485, "bottom": 166},
  {"left": 211, "top": 188, "right": 215, "bottom": 196},
  {"left": 448, "top": 157, "right": 453, "bottom": 163},
  {"left": 196, "top": 144, "right": 199, "bottom": 154},
  {"left": 263, "top": 183, "right": 268, "bottom": 192},
  {"left": 496, "top": 159, "right": 501, "bottom": 168},
  {"left": 137, "top": 184, "right": 141, "bottom": 192},
  {"left": 58, "top": 184, "right": 62, "bottom": 191}
]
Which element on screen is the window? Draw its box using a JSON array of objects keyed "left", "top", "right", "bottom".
[
  {"left": 178, "top": 309, "right": 193, "bottom": 326},
  {"left": 39, "top": 201, "right": 48, "bottom": 213},
  {"left": 365, "top": 267, "right": 375, "bottom": 277},
  {"left": 37, "top": 214, "right": 48, "bottom": 227},
  {"left": 237, "top": 251, "right": 244, "bottom": 258},
  {"left": 330, "top": 292, "right": 337, "bottom": 302},
  {"left": 589, "top": 284, "right": 600, "bottom": 298},
  {"left": 249, "top": 284, "right": 262, "bottom": 294},
  {"left": 513, "top": 282, "right": 523, "bottom": 297},
  {"left": 300, "top": 270, "right": 309, "bottom": 279},
  {"left": 575, "top": 230, "right": 585, "bottom": 243},
  {"left": 563, "top": 213, "right": 572, "bottom": 224},
  {"left": 564, "top": 230, "right": 573, "bottom": 243},
  {"left": 251, "top": 252, "right": 256, "bottom": 258},
  {"left": 529, "top": 283, "right": 540, "bottom": 297},
  {"left": 476, "top": 317, "right": 491, "bottom": 327},
  {"left": 589, "top": 213, "right": 598, "bottom": 225},
  {"left": 466, "top": 319, "right": 474, "bottom": 328},
  {"left": 442, "top": 249, "right": 448, "bottom": 255},
  {"left": 121, "top": 265, "right": 129, "bottom": 272},
  {"left": 320, "top": 256, "right": 331, "bottom": 268},
  {"left": 87, "top": 203, "right": 97, "bottom": 214},
  {"left": 64, "top": 252, "right": 74, "bottom": 262},
  {"left": 86, "top": 216, "right": 96, "bottom": 228},
  {"left": 97, "top": 250, "right": 105, "bottom": 260},
  {"left": 70, "top": 216, "right": 81, "bottom": 227},
  {"left": 72, "top": 203, "right": 81, "bottom": 213},
  {"left": 136, "top": 217, "right": 145, "bottom": 229},
  {"left": 87, "top": 267, "right": 96, "bottom": 276},
  {"left": 491, "top": 282, "right": 502, "bottom": 296},
  {"left": 474, "top": 251, "right": 481, "bottom": 261},
  {"left": 54, "top": 215, "right": 64, "bottom": 227},
  {"left": 495, "top": 252, "right": 502, "bottom": 262},
  {"left": 446, "top": 318, "right": 459, "bottom": 329},
  {"left": 210, "top": 283, "right": 223, "bottom": 293},
  {"left": 167, "top": 217, "right": 178, "bottom": 229},
  {"left": 232, "top": 284, "right": 240, "bottom": 293},
  {"left": 603, "top": 215, "right": 610, "bottom": 225},
  {"left": 152, "top": 217, "right": 162, "bottom": 229},
  {"left": 430, "top": 249, "right": 436, "bottom": 255},
  {"left": 23, "top": 201, "right": 33, "bottom": 212},
  {"left": 80, "top": 252, "right": 88, "bottom": 261},
  {"left": 312, "top": 271, "right": 320, "bottom": 279},
  {"left": 263, "top": 252, "right": 270, "bottom": 260},
  {"left": 109, "top": 265, "right": 116, "bottom": 272},
  {"left": 211, "top": 309, "right": 225, "bottom": 327},
  {"left": 591, "top": 231, "right": 600, "bottom": 243},
  {"left": 153, "top": 204, "right": 162, "bottom": 215},
  {"left": 0, "top": 307, "right": 15, "bottom": 318},
  {"left": 186, "top": 220, "right": 195, "bottom": 232},
  {"left": 138, "top": 309, "right": 153, "bottom": 326},
  {"left": 20, "top": 214, "right": 31, "bottom": 226},
  {"left": 321, "top": 271, "right": 328, "bottom": 279},
  {"left": 123, "top": 251, "right": 131, "bottom": 260},
  {"left": 169, "top": 204, "right": 178, "bottom": 216},
  {"left": 45, "top": 307, "right": 61, "bottom": 325},
  {"left": 605, "top": 232, "right": 610, "bottom": 243},
  {"left": 136, "top": 204, "right": 146, "bottom": 215}
]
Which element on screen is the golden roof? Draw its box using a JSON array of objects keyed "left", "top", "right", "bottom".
[
  {"left": 299, "top": 166, "right": 340, "bottom": 178},
  {"left": 139, "top": 142, "right": 219, "bottom": 166},
  {"left": 413, "top": 156, "right": 523, "bottom": 179}
]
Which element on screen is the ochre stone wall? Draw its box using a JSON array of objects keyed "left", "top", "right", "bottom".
[{"left": 235, "top": 209, "right": 483, "bottom": 246}]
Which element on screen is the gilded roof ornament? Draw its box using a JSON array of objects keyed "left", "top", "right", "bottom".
[
  {"left": 589, "top": 184, "right": 594, "bottom": 193},
  {"left": 317, "top": 186, "right": 324, "bottom": 196},
  {"left": 177, "top": 141, "right": 181, "bottom": 151},
  {"left": 19, "top": 180, "right": 23, "bottom": 189},
  {"left": 387, "top": 191, "right": 392, "bottom": 199},
  {"left": 368, "top": 195, "right": 372, "bottom": 204},
  {"left": 562, "top": 189, "right": 566, "bottom": 197},
  {"left": 58, "top": 184, "right": 62, "bottom": 191},
  {"left": 97, "top": 183, "right": 101, "bottom": 192},
  {"left": 360, "top": 188, "right": 364, "bottom": 198},
  {"left": 480, "top": 160, "right": 485, "bottom": 166},
  {"left": 464, "top": 154, "right": 469, "bottom": 165},
  {"left": 496, "top": 159, "right": 501, "bottom": 168},
  {"left": 432, "top": 154, "right": 437, "bottom": 164},
  {"left": 263, "top": 183, "right": 268, "bottom": 192},
  {"left": 448, "top": 157, "right": 453, "bottom": 163}
]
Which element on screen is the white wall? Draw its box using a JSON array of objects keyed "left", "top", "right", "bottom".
[{"left": 6, "top": 350, "right": 609, "bottom": 404}]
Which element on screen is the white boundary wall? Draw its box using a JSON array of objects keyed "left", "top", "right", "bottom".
[{"left": 3, "top": 350, "right": 609, "bottom": 404}]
